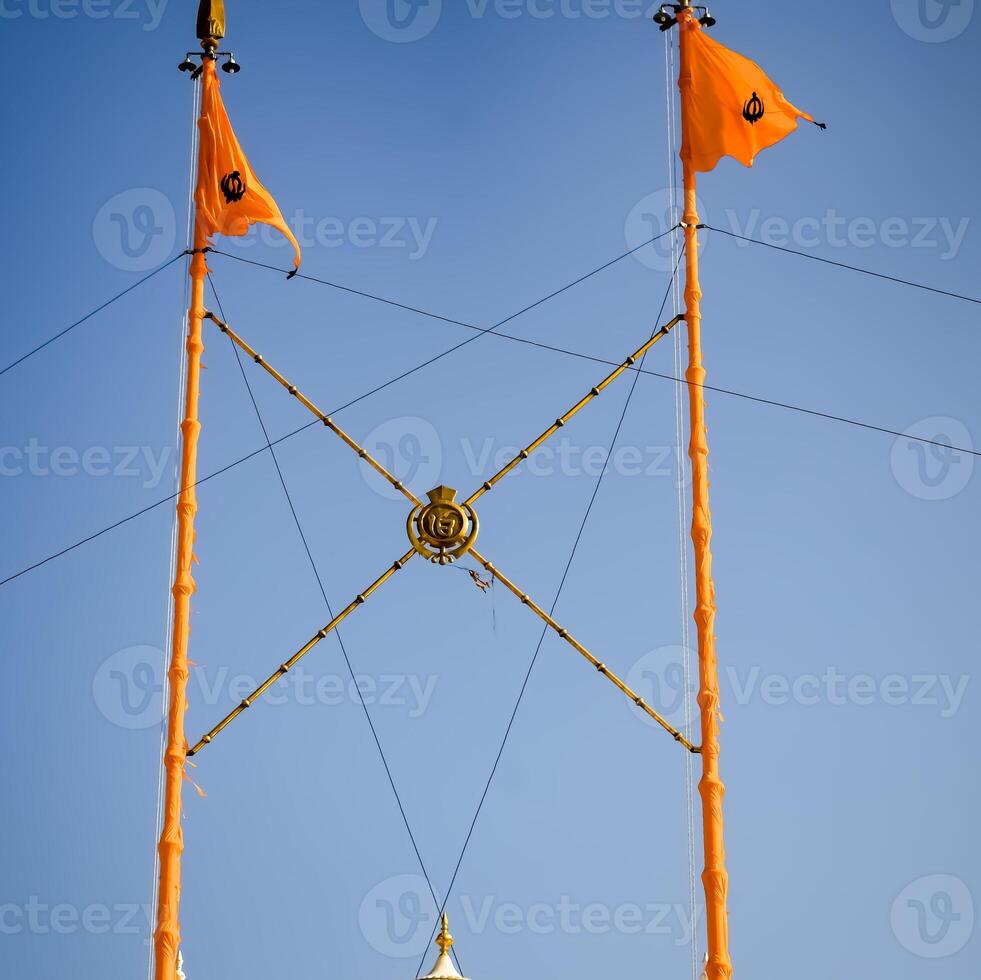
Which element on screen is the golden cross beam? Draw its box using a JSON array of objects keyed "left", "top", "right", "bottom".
[{"left": 188, "top": 312, "right": 698, "bottom": 757}]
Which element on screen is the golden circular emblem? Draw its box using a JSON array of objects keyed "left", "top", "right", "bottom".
[{"left": 407, "top": 486, "right": 479, "bottom": 565}]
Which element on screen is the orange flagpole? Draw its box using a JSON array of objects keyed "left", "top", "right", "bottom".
[
  {"left": 153, "top": 236, "right": 206, "bottom": 980},
  {"left": 677, "top": 5, "right": 732, "bottom": 980},
  {"left": 154, "top": 6, "right": 224, "bottom": 978}
]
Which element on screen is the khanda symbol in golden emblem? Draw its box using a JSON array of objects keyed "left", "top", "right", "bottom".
[
  {"left": 742, "top": 91, "right": 765, "bottom": 125},
  {"left": 407, "top": 486, "right": 480, "bottom": 565}
]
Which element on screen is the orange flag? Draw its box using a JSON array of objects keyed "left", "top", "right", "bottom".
[
  {"left": 679, "top": 13, "right": 823, "bottom": 174},
  {"left": 195, "top": 59, "right": 301, "bottom": 268}
]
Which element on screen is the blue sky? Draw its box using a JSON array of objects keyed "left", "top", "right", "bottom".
[{"left": 0, "top": 2, "right": 978, "bottom": 979}]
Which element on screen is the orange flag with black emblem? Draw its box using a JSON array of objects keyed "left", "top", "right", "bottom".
[
  {"left": 679, "top": 12, "right": 823, "bottom": 174},
  {"left": 195, "top": 58, "right": 300, "bottom": 268}
]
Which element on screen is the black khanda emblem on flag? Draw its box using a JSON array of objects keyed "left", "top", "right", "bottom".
[
  {"left": 220, "top": 170, "right": 247, "bottom": 204},
  {"left": 742, "top": 91, "right": 765, "bottom": 125}
]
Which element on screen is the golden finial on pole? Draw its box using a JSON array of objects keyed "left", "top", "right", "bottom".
[
  {"left": 436, "top": 914, "right": 454, "bottom": 956},
  {"left": 419, "top": 913, "right": 467, "bottom": 980},
  {"left": 180, "top": 0, "right": 239, "bottom": 76},
  {"left": 197, "top": 0, "right": 226, "bottom": 53}
]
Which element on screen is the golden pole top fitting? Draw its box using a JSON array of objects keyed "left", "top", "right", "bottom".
[
  {"left": 436, "top": 914, "right": 454, "bottom": 955},
  {"left": 197, "top": 0, "right": 226, "bottom": 54},
  {"left": 419, "top": 912, "right": 466, "bottom": 980}
]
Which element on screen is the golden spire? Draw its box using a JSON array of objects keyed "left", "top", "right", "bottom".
[
  {"left": 418, "top": 913, "right": 467, "bottom": 980},
  {"left": 436, "top": 914, "right": 454, "bottom": 955}
]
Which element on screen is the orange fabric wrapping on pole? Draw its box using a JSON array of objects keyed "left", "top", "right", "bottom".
[
  {"left": 153, "top": 47, "right": 299, "bottom": 978},
  {"left": 675, "top": 11, "right": 820, "bottom": 973},
  {"left": 153, "top": 236, "right": 206, "bottom": 980},
  {"left": 678, "top": 9, "right": 732, "bottom": 980}
]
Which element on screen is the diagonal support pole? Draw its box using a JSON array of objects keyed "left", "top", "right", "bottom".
[
  {"left": 205, "top": 312, "right": 423, "bottom": 508},
  {"left": 464, "top": 315, "right": 683, "bottom": 508},
  {"left": 187, "top": 547, "right": 418, "bottom": 756},
  {"left": 468, "top": 547, "right": 699, "bottom": 752},
  {"left": 188, "top": 317, "right": 691, "bottom": 757}
]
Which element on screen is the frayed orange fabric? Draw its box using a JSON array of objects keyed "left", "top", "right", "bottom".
[
  {"left": 182, "top": 770, "right": 207, "bottom": 799},
  {"left": 196, "top": 59, "right": 301, "bottom": 268},
  {"left": 679, "top": 13, "right": 817, "bottom": 173}
]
